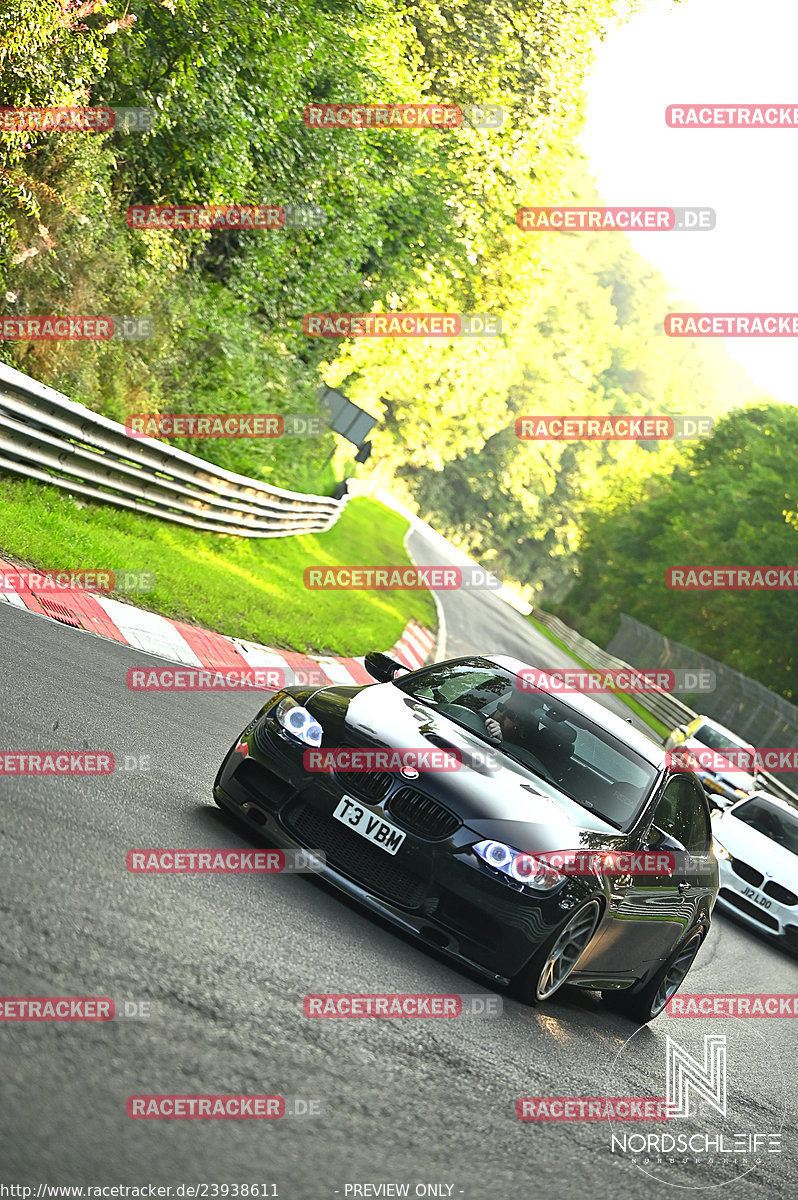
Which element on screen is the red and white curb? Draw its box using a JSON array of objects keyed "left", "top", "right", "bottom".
[{"left": 0, "top": 556, "right": 436, "bottom": 685}]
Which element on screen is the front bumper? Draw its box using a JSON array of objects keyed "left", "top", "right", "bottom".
[
  {"left": 214, "top": 719, "right": 593, "bottom": 982},
  {"left": 716, "top": 855, "right": 798, "bottom": 947}
]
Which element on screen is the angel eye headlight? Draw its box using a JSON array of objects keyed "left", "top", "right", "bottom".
[
  {"left": 478, "top": 840, "right": 513, "bottom": 868},
  {"left": 510, "top": 852, "right": 565, "bottom": 891},
  {"left": 473, "top": 840, "right": 565, "bottom": 892},
  {"left": 274, "top": 696, "right": 323, "bottom": 748}
]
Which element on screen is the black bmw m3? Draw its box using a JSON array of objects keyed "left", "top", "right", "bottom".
[{"left": 214, "top": 653, "right": 718, "bottom": 1023}]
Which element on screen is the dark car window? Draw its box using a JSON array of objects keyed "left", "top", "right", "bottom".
[
  {"left": 570, "top": 726, "right": 650, "bottom": 789},
  {"left": 408, "top": 664, "right": 507, "bottom": 710},
  {"left": 693, "top": 722, "right": 755, "bottom": 770},
  {"left": 733, "top": 799, "right": 798, "bottom": 854},
  {"left": 685, "top": 782, "right": 712, "bottom": 853},
  {"left": 651, "top": 775, "right": 711, "bottom": 852}
]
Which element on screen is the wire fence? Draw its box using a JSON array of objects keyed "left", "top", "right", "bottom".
[{"left": 609, "top": 613, "right": 798, "bottom": 798}]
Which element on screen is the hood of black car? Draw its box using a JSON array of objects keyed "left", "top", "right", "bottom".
[{"left": 306, "top": 682, "right": 625, "bottom": 849}]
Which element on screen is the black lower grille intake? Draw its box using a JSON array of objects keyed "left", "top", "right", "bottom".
[
  {"left": 435, "top": 890, "right": 501, "bottom": 947},
  {"left": 235, "top": 758, "right": 293, "bottom": 809},
  {"left": 387, "top": 788, "right": 460, "bottom": 840},
  {"left": 719, "top": 887, "right": 779, "bottom": 930},
  {"left": 731, "top": 859, "right": 765, "bottom": 888},
  {"left": 282, "top": 800, "right": 427, "bottom": 908},
  {"left": 764, "top": 881, "right": 798, "bottom": 906}
]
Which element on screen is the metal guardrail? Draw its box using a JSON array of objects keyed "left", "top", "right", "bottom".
[
  {"left": 0, "top": 362, "right": 346, "bottom": 537},
  {"left": 531, "top": 607, "right": 798, "bottom": 806}
]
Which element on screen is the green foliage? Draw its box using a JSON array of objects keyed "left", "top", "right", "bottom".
[
  {"left": 3, "top": 0, "right": 783, "bottom": 698},
  {"left": 0, "top": 477, "right": 435, "bottom": 654},
  {"left": 559, "top": 404, "right": 798, "bottom": 698},
  {"left": 1, "top": 0, "right": 634, "bottom": 492},
  {"left": 0, "top": 0, "right": 176, "bottom": 271},
  {"left": 345, "top": 176, "right": 758, "bottom": 599}
]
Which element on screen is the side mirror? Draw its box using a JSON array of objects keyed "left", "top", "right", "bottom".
[
  {"left": 364, "top": 651, "right": 409, "bottom": 683},
  {"left": 645, "top": 827, "right": 685, "bottom": 853}
]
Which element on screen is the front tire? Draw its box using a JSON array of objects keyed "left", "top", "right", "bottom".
[
  {"left": 602, "top": 928, "right": 704, "bottom": 1024},
  {"left": 512, "top": 898, "right": 602, "bottom": 1005}
]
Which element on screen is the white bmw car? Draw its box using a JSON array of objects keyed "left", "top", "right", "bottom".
[{"left": 711, "top": 791, "right": 798, "bottom": 950}]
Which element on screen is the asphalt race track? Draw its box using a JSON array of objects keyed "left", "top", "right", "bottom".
[{"left": 1, "top": 527, "right": 796, "bottom": 1198}]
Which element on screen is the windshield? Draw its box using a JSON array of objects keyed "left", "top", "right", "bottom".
[
  {"left": 694, "top": 722, "right": 755, "bottom": 770},
  {"left": 395, "top": 658, "right": 659, "bottom": 829},
  {"left": 732, "top": 798, "right": 798, "bottom": 854}
]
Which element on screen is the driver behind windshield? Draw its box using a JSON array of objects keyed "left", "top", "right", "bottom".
[
  {"left": 483, "top": 695, "right": 550, "bottom": 747},
  {"left": 484, "top": 694, "right": 579, "bottom": 782},
  {"left": 484, "top": 696, "right": 528, "bottom": 744}
]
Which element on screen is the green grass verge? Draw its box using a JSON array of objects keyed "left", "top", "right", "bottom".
[
  {"left": 526, "top": 612, "right": 670, "bottom": 741},
  {"left": 0, "top": 476, "right": 436, "bottom": 657}
]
